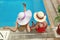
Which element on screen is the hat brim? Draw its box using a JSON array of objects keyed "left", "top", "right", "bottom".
[
  {"left": 17, "top": 10, "right": 32, "bottom": 25},
  {"left": 34, "top": 12, "right": 46, "bottom": 22}
]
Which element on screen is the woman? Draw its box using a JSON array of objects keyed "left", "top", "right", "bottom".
[{"left": 4, "top": 3, "right": 32, "bottom": 32}]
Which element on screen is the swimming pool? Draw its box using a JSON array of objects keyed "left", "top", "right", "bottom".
[{"left": 0, "top": 0, "right": 50, "bottom": 27}]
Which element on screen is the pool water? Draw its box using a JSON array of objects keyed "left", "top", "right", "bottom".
[{"left": 0, "top": 0, "right": 50, "bottom": 27}]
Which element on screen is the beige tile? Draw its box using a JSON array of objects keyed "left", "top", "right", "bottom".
[
  {"left": 42, "top": 38, "right": 47, "bottom": 40},
  {"left": 54, "top": 38, "right": 60, "bottom": 40},
  {"left": 24, "top": 39, "right": 43, "bottom": 40},
  {"left": 47, "top": 38, "right": 54, "bottom": 40}
]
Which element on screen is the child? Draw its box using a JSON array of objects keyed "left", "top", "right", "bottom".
[{"left": 30, "top": 11, "right": 47, "bottom": 33}]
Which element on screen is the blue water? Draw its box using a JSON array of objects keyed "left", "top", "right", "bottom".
[{"left": 0, "top": 0, "right": 50, "bottom": 27}]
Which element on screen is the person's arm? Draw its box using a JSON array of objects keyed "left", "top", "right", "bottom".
[
  {"left": 31, "top": 22, "right": 39, "bottom": 29},
  {"left": 3, "top": 22, "right": 18, "bottom": 32},
  {"left": 35, "top": 22, "right": 39, "bottom": 29},
  {"left": 44, "top": 22, "right": 47, "bottom": 29},
  {"left": 26, "top": 24, "right": 31, "bottom": 32},
  {"left": 10, "top": 21, "right": 18, "bottom": 32},
  {"left": 23, "top": 3, "right": 26, "bottom": 12}
]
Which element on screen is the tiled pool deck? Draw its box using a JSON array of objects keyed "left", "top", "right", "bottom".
[
  {"left": 43, "top": 0, "right": 58, "bottom": 27},
  {"left": 0, "top": 28, "right": 60, "bottom": 40},
  {"left": 7, "top": 28, "right": 59, "bottom": 40}
]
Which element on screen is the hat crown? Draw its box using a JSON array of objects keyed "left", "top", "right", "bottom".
[
  {"left": 17, "top": 10, "right": 32, "bottom": 25},
  {"left": 37, "top": 12, "right": 44, "bottom": 18},
  {"left": 18, "top": 12, "right": 25, "bottom": 19},
  {"left": 34, "top": 11, "right": 46, "bottom": 22}
]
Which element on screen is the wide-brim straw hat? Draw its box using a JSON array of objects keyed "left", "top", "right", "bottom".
[
  {"left": 17, "top": 10, "right": 32, "bottom": 25},
  {"left": 34, "top": 11, "right": 46, "bottom": 22}
]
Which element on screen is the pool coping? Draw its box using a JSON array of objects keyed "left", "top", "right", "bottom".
[{"left": 43, "top": 0, "right": 58, "bottom": 28}]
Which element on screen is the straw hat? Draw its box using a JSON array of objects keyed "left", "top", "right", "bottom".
[
  {"left": 34, "top": 11, "right": 46, "bottom": 22},
  {"left": 17, "top": 10, "right": 32, "bottom": 25}
]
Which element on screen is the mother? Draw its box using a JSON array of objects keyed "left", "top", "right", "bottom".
[{"left": 4, "top": 3, "right": 32, "bottom": 32}]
